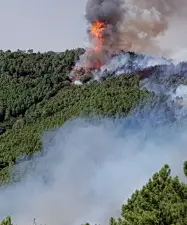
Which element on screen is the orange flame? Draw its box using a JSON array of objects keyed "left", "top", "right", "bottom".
[
  {"left": 90, "top": 20, "right": 105, "bottom": 51},
  {"left": 71, "top": 21, "right": 106, "bottom": 83},
  {"left": 90, "top": 20, "right": 105, "bottom": 39}
]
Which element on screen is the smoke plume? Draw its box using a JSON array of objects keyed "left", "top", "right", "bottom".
[
  {"left": 1, "top": 1, "right": 187, "bottom": 224},
  {"left": 1, "top": 90, "right": 187, "bottom": 224},
  {"left": 85, "top": 0, "right": 124, "bottom": 51},
  {"left": 120, "top": 0, "right": 187, "bottom": 59},
  {"left": 84, "top": 0, "right": 187, "bottom": 60},
  {"left": 85, "top": 0, "right": 123, "bottom": 24},
  {"left": 71, "top": 0, "right": 187, "bottom": 83}
]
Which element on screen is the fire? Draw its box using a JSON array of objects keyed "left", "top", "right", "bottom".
[
  {"left": 90, "top": 20, "right": 105, "bottom": 39},
  {"left": 90, "top": 20, "right": 105, "bottom": 51},
  {"left": 71, "top": 20, "right": 107, "bottom": 84}
]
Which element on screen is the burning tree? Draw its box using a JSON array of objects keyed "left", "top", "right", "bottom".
[{"left": 70, "top": 0, "right": 125, "bottom": 83}]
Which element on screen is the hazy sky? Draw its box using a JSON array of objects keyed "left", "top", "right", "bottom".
[{"left": 0, "top": 0, "right": 87, "bottom": 52}]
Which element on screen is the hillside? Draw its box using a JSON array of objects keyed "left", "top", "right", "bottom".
[
  {"left": 1, "top": 49, "right": 187, "bottom": 224},
  {"left": 0, "top": 49, "right": 154, "bottom": 182}
]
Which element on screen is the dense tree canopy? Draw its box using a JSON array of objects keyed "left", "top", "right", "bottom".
[
  {"left": 0, "top": 49, "right": 187, "bottom": 224},
  {"left": 0, "top": 49, "right": 153, "bottom": 183},
  {"left": 110, "top": 164, "right": 187, "bottom": 225}
]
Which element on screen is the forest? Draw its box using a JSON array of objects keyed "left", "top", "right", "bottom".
[{"left": 1, "top": 48, "right": 187, "bottom": 224}]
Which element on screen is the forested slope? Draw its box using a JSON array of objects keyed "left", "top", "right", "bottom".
[
  {"left": 0, "top": 49, "right": 152, "bottom": 182},
  {"left": 1, "top": 49, "right": 187, "bottom": 224}
]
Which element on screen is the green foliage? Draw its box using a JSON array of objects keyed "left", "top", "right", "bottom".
[
  {"left": 2, "top": 165, "right": 187, "bottom": 225},
  {"left": 111, "top": 165, "right": 187, "bottom": 225},
  {"left": 1, "top": 49, "right": 187, "bottom": 224},
  {"left": 0, "top": 49, "right": 150, "bottom": 183},
  {"left": 0, "top": 74, "right": 149, "bottom": 182},
  {"left": 184, "top": 161, "right": 187, "bottom": 178},
  {"left": 0, "top": 217, "right": 12, "bottom": 225},
  {"left": 0, "top": 48, "right": 84, "bottom": 128}
]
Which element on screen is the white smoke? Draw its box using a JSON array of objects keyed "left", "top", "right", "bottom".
[
  {"left": 1, "top": 1, "right": 187, "bottom": 223},
  {"left": 71, "top": 0, "right": 187, "bottom": 84},
  {"left": 117, "top": 0, "right": 187, "bottom": 60},
  {"left": 171, "top": 84, "right": 187, "bottom": 108},
  {"left": 0, "top": 105, "right": 187, "bottom": 225},
  {"left": 77, "top": 0, "right": 187, "bottom": 73},
  {"left": 174, "top": 85, "right": 187, "bottom": 100},
  {"left": 92, "top": 52, "right": 171, "bottom": 80}
]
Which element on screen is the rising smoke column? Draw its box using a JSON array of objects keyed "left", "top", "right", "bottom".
[
  {"left": 82, "top": 0, "right": 169, "bottom": 66},
  {"left": 119, "top": 0, "right": 187, "bottom": 58},
  {"left": 71, "top": 0, "right": 187, "bottom": 83},
  {"left": 70, "top": 0, "right": 125, "bottom": 82},
  {"left": 85, "top": 0, "right": 125, "bottom": 52},
  {"left": 82, "top": 0, "right": 170, "bottom": 65},
  {"left": 83, "top": 0, "right": 125, "bottom": 68}
]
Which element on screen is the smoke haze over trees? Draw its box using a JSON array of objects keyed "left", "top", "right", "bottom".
[
  {"left": 0, "top": 48, "right": 187, "bottom": 225},
  {"left": 1, "top": 0, "right": 187, "bottom": 224}
]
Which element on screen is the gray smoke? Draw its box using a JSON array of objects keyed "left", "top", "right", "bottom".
[
  {"left": 72, "top": 0, "right": 187, "bottom": 80},
  {"left": 1, "top": 94, "right": 187, "bottom": 225},
  {"left": 122, "top": 0, "right": 187, "bottom": 59},
  {"left": 77, "top": 0, "right": 125, "bottom": 70},
  {"left": 80, "top": 0, "right": 187, "bottom": 66},
  {"left": 85, "top": 0, "right": 124, "bottom": 51},
  {"left": 85, "top": 0, "right": 124, "bottom": 25},
  {"left": 92, "top": 52, "right": 172, "bottom": 81},
  {"left": 1, "top": 2, "right": 187, "bottom": 223}
]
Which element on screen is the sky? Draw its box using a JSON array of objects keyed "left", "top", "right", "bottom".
[{"left": 0, "top": 0, "right": 87, "bottom": 52}]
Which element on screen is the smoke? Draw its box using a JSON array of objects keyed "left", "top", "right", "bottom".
[
  {"left": 1, "top": 88, "right": 187, "bottom": 224},
  {"left": 85, "top": 0, "right": 124, "bottom": 25},
  {"left": 85, "top": 0, "right": 124, "bottom": 51},
  {"left": 92, "top": 51, "right": 172, "bottom": 80},
  {"left": 1, "top": 1, "right": 187, "bottom": 223},
  {"left": 123, "top": 0, "right": 187, "bottom": 59},
  {"left": 83, "top": 0, "right": 187, "bottom": 60},
  {"left": 71, "top": 0, "right": 187, "bottom": 82}
]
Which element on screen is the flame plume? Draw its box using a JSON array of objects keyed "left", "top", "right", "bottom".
[
  {"left": 71, "top": 20, "right": 107, "bottom": 83},
  {"left": 90, "top": 20, "right": 105, "bottom": 52}
]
